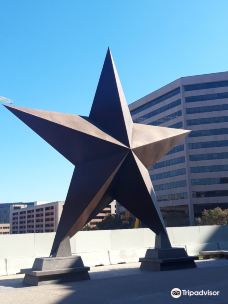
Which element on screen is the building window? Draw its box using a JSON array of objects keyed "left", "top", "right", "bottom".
[
  {"left": 45, "top": 217, "right": 54, "bottom": 222},
  {"left": 36, "top": 219, "right": 43, "bottom": 223},
  {"left": 168, "top": 121, "right": 183, "bottom": 129},
  {"left": 153, "top": 156, "right": 185, "bottom": 169},
  {"left": 189, "top": 140, "right": 228, "bottom": 149},
  {"left": 45, "top": 223, "right": 54, "bottom": 227},
  {"left": 192, "top": 190, "right": 228, "bottom": 198},
  {"left": 187, "top": 116, "right": 228, "bottom": 126},
  {"left": 148, "top": 110, "right": 182, "bottom": 126},
  {"left": 154, "top": 180, "right": 186, "bottom": 191},
  {"left": 151, "top": 168, "right": 186, "bottom": 180},
  {"left": 134, "top": 99, "right": 181, "bottom": 123},
  {"left": 167, "top": 144, "right": 184, "bottom": 155},
  {"left": 36, "top": 224, "right": 43, "bottom": 228},
  {"left": 184, "top": 80, "right": 228, "bottom": 91},
  {"left": 45, "top": 206, "right": 54, "bottom": 210},
  {"left": 190, "top": 164, "right": 228, "bottom": 173},
  {"left": 185, "top": 91, "right": 228, "bottom": 103},
  {"left": 157, "top": 192, "right": 188, "bottom": 201},
  {"left": 131, "top": 87, "right": 180, "bottom": 116},
  {"left": 191, "top": 177, "right": 228, "bottom": 185},
  {"left": 189, "top": 128, "right": 228, "bottom": 137},
  {"left": 45, "top": 212, "right": 54, "bottom": 216},
  {"left": 186, "top": 103, "right": 228, "bottom": 114},
  {"left": 189, "top": 152, "right": 228, "bottom": 161}
]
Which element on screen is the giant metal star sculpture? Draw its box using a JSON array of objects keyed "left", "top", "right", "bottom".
[{"left": 5, "top": 49, "right": 189, "bottom": 257}]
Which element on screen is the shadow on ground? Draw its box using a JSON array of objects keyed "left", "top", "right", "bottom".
[
  {"left": 0, "top": 275, "right": 24, "bottom": 288},
  {"left": 54, "top": 265, "right": 228, "bottom": 304},
  {"left": 1, "top": 261, "right": 228, "bottom": 304}
]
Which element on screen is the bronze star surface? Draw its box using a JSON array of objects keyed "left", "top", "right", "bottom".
[{"left": 5, "top": 49, "right": 189, "bottom": 256}]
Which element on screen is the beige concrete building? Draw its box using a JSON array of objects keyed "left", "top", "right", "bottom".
[
  {"left": 0, "top": 223, "right": 10, "bottom": 234},
  {"left": 87, "top": 201, "right": 117, "bottom": 228},
  {"left": 130, "top": 71, "right": 228, "bottom": 226},
  {"left": 10, "top": 200, "right": 117, "bottom": 233},
  {"left": 10, "top": 201, "right": 64, "bottom": 234}
]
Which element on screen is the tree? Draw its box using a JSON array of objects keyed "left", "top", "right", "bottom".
[
  {"left": 82, "top": 224, "right": 96, "bottom": 231},
  {"left": 196, "top": 207, "right": 228, "bottom": 225},
  {"left": 96, "top": 214, "right": 134, "bottom": 230}
]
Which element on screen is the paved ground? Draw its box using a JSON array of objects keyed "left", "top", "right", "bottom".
[{"left": 0, "top": 260, "right": 228, "bottom": 304}]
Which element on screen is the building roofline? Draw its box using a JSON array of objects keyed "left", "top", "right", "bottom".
[{"left": 130, "top": 70, "right": 228, "bottom": 110}]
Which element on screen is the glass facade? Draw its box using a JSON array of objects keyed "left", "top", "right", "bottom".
[
  {"left": 149, "top": 110, "right": 182, "bottom": 126},
  {"left": 130, "top": 72, "right": 228, "bottom": 225},
  {"left": 189, "top": 128, "right": 228, "bottom": 137},
  {"left": 131, "top": 87, "right": 180, "bottom": 116},
  {"left": 189, "top": 140, "right": 228, "bottom": 149},
  {"left": 184, "top": 80, "right": 228, "bottom": 91},
  {"left": 189, "top": 152, "right": 228, "bottom": 161},
  {"left": 186, "top": 103, "right": 228, "bottom": 114},
  {"left": 153, "top": 156, "right": 185, "bottom": 169},
  {"left": 192, "top": 190, "right": 228, "bottom": 198},
  {"left": 169, "top": 121, "right": 183, "bottom": 128},
  {"left": 167, "top": 144, "right": 184, "bottom": 155},
  {"left": 190, "top": 164, "right": 228, "bottom": 173},
  {"left": 154, "top": 180, "right": 186, "bottom": 191},
  {"left": 191, "top": 177, "right": 228, "bottom": 185},
  {"left": 151, "top": 168, "right": 186, "bottom": 180},
  {"left": 134, "top": 99, "right": 181, "bottom": 123},
  {"left": 187, "top": 116, "right": 228, "bottom": 126},
  {"left": 157, "top": 192, "right": 188, "bottom": 202},
  {"left": 0, "top": 204, "right": 10, "bottom": 223},
  {"left": 186, "top": 91, "right": 228, "bottom": 103}
]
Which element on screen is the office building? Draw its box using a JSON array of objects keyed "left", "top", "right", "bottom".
[
  {"left": 10, "top": 200, "right": 116, "bottom": 233},
  {"left": 10, "top": 201, "right": 64, "bottom": 234},
  {"left": 0, "top": 223, "right": 10, "bottom": 234},
  {"left": 0, "top": 203, "right": 11, "bottom": 224},
  {"left": 130, "top": 71, "right": 228, "bottom": 225},
  {"left": 0, "top": 202, "right": 35, "bottom": 224}
]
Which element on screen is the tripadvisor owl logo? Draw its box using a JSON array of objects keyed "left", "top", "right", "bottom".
[{"left": 171, "top": 288, "right": 182, "bottom": 298}]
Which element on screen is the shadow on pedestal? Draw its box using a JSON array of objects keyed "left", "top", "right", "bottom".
[
  {"left": 21, "top": 256, "right": 90, "bottom": 286},
  {"left": 21, "top": 237, "right": 90, "bottom": 286},
  {"left": 140, "top": 232, "right": 197, "bottom": 271}
]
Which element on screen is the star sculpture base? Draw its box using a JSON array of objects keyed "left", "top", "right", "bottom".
[
  {"left": 140, "top": 248, "right": 197, "bottom": 271},
  {"left": 21, "top": 256, "right": 90, "bottom": 286},
  {"left": 140, "top": 233, "right": 197, "bottom": 271}
]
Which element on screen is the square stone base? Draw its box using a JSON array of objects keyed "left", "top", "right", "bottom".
[
  {"left": 140, "top": 248, "right": 197, "bottom": 271},
  {"left": 21, "top": 256, "right": 90, "bottom": 286}
]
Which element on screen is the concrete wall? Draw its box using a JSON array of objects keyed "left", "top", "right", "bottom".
[{"left": 0, "top": 225, "right": 228, "bottom": 276}]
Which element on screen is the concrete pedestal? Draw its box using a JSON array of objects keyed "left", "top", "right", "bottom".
[
  {"left": 21, "top": 256, "right": 90, "bottom": 286},
  {"left": 140, "top": 248, "right": 197, "bottom": 271}
]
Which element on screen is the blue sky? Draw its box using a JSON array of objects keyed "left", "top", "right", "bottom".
[{"left": 1, "top": 0, "right": 228, "bottom": 202}]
